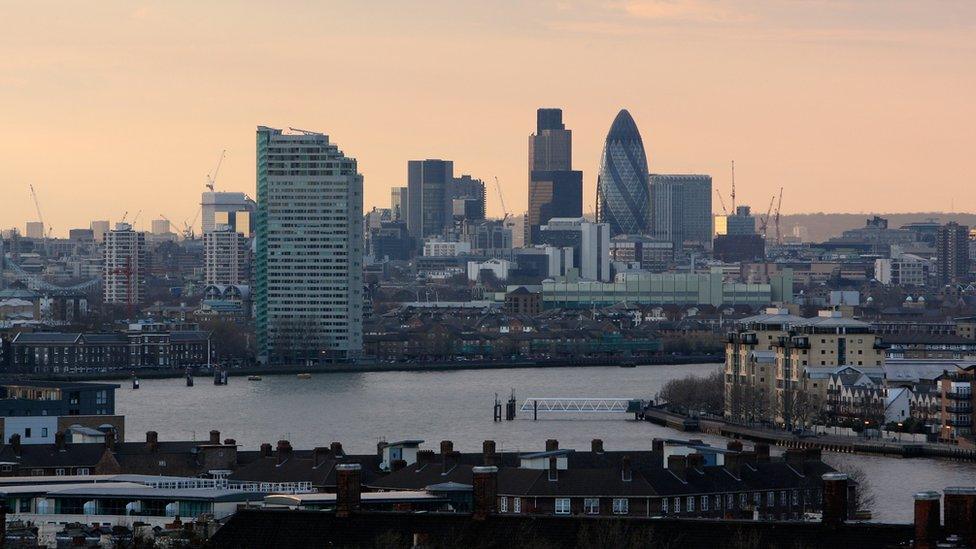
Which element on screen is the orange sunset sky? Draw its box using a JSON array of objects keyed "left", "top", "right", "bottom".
[{"left": 2, "top": 1, "right": 974, "bottom": 236}]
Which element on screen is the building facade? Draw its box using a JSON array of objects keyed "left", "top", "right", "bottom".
[
  {"left": 255, "top": 126, "right": 364, "bottom": 364},
  {"left": 103, "top": 223, "right": 147, "bottom": 305},
  {"left": 536, "top": 218, "right": 610, "bottom": 282},
  {"left": 201, "top": 192, "right": 256, "bottom": 235},
  {"left": 204, "top": 227, "right": 249, "bottom": 286},
  {"left": 649, "top": 174, "right": 712, "bottom": 250},
  {"left": 596, "top": 110, "right": 649, "bottom": 237},
  {"left": 526, "top": 108, "right": 582, "bottom": 245},
  {"left": 937, "top": 222, "right": 970, "bottom": 284},
  {"left": 407, "top": 159, "right": 454, "bottom": 240}
]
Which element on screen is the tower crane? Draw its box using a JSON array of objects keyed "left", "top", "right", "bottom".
[
  {"left": 730, "top": 160, "right": 736, "bottom": 212},
  {"left": 758, "top": 195, "right": 775, "bottom": 239},
  {"left": 205, "top": 149, "right": 227, "bottom": 192},
  {"left": 493, "top": 176, "right": 509, "bottom": 220},
  {"left": 773, "top": 187, "right": 784, "bottom": 245},
  {"left": 715, "top": 189, "right": 729, "bottom": 215},
  {"left": 29, "top": 184, "right": 48, "bottom": 239}
]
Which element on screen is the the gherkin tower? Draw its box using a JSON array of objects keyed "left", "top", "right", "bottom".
[{"left": 596, "top": 109, "right": 649, "bottom": 236}]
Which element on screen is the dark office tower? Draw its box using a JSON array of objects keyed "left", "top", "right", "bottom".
[
  {"left": 407, "top": 159, "right": 454, "bottom": 239},
  {"left": 596, "top": 109, "right": 649, "bottom": 237},
  {"left": 452, "top": 174, "right": 487, "bottom": 221},
  {"left": 527, "top": 108, "right": 582, "bottom": 244},
  {"left": 649, "top": 174, "right": 712, "bottom": 250},
  {"left": 937, "top": 222, "right": 970, "bottom": 284}
]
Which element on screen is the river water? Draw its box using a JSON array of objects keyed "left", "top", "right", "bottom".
[{"left": 115, "top": 363, "right": 975, "bottom": 524}]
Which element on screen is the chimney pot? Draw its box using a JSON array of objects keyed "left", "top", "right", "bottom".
[
  {"left": 260, "top": 443, "right": 273, "bottom": 457},
  {"left": 276, "top": 440, "right": 293, "bottom": 465},
  {"left": 914, "top": 491, "right": 941, "bottom": 548},
  {"left": 146, "top": 431, "right": 158, "bottom": 452},
  {"left": 417, "top": 449, "right": 435, "bottom": 465},
  {"left": 440, "top": 440, "right": 454, "bottom": 455},
  {"left": 209, "top": 430, "right": 220, "bottom": 444},
  {"left": 726, "top": 440, "right": 743, "bottom": 452},
  {"left": 336, "top": 463, "right": 362, "bottom": 517},
  {"left": 472, "top": 466, "right": 498, "bottom": 519},
  {"left": 330, "top": 441, "right": 344, "bottom": 456},
  {"left": 821, "top": 473, "right": 849, "bottom": 525},
  {"left": 223, "top": 438, "right": 236, "bottom": 446},
  {"left": 545, "top": 439, "right": 558, "bottom": 452},
  {"left": 591, "top": 439, "right": 604, "bottom": 453}
]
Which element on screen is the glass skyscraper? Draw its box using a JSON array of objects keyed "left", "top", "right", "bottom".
[
  {"left": 596, "top": 109, "right": 649, "bottom": 237},
  {"left": 407, "top": 159, "right": 454, "bottom": 239},
  {"left": 255, "top": 126, "right": 364, "bottom": 364},
  {"left": 527, "top": 108, "right": 583, "bottom": 244},
  {"left": 649, "top": 174, "right": 713, "bottom": 250}
]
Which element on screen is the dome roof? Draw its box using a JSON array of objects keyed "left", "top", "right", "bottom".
[{"left": 606, "top": 109, "right": 643, "bottom": 142}]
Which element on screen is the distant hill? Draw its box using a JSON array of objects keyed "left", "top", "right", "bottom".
[{"left": 780, "top": 212, "right": 976, "bottom": 242}]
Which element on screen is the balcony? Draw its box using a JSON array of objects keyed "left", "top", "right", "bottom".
[{"left": 946, "top": 392, "right": 974, "bottom": 401}]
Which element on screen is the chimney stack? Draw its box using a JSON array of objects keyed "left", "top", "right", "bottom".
[
  {"left": 724, "top": 453, "right": 741, "bottom": 477},
  {"left": 335, "top": 463, "right": 362, "bottom": 517},
  {"left": 755, "top": 443, "right": 770, "bottom": 462},
  {"left": 377, "top": 441, "right": 388, "bottom": 458},
  {"left": 260, "top": 443, "right": 273, "bottom": 458},
  {"left": 784, "top": 448, "right": 805, "bottom": 470},
  {"left": 545, "top": 439, "right": 559, "bottom": 452},
  {"left": 9, "top": 434, "right": 20, "bottom": 456},
  {"left": 482, "top": 440, "right": 497, "bottom": 466},
  {"left": 440, "top": 440, "right": 454, "bottom": 455},
  {"left": 548, "top": 456, "right": 558, "bottom": 481},
  {"left": 687, "top": 452, "right": 704, "bottom": 471},
  {"left": 442, "top": 451, "right": 459, "bottom": 474},
  {"left": 224, "top": 438, "right": 236, "bottom": 446},
  {"left": 592, "top": 439, "right": 604, "bottom": 454},
  {"left": 54, "top": 431, "right": 66, "bottom": 451},
  {"left": 472, "top": 466, "right": 498, "bottom": 520},
  {"left": 391, "top": 459, "right": 407, "bottom": 472},
  {"left": 276, "top": 440, "right": 293, "bottom": 465},
  {"left": 104, "top": 428, "right": 116, "bottom": 451},
  {"left": 943, "top": 486, "right": 976, "bottom": 545},
  {"left": 652, "top": 438, "right": 665, "bottom": 454},
  {"left": 668, "top": 455, "right": 687, "bottom": 481},
  {"left": 914, "top": 491, "right": 941, "bottom": 549},
  {"left": 726, "top": 440, "right": 743, "bottom": 452},
  {"left": 821, "top": 473, "right": 849, "bottom": 525},
  {"left": 209, "top": 430, "right": 220, "bottom": 444},
  {"left": 330, "top": 441, "right": 344, "bottom": 457},
  {"left": 621, "top": 455, "right": 632, "bottom": 482},
  {"left": 146, "top": 431, "right": 158, "bottom": 453}
]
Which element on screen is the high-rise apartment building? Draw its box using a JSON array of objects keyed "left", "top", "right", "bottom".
[
  {"left": 391, "top": 187, "right": 408, "bottom": 221},
  {"left": 103, "top": 223, "right": 146, "bottom": 305},
  {"left": 255, "top": 126, "right": 363, "bottom": 364},
  {"left": 527, "top": 108, "right": 583, "bottom": 245},
  {"left": 407, "top": 159, "right": 453, "bottom": 239},
  {"left": 937, "top": 222, "right": 970, "bottom": 284},
  {"left": 596, "top": 110, "right": 649, "bottom": 237},
  {"left": 25, "top": 222, "right": 44, "bottom": 239},
  {"left": 649, "top": 174, "right": 712, "bottom": 250},
  {"left": 201, "top": 192, "right": 256, "bottom": 234},
  {"left": 204, "top": 227, "right": 249, "bottom": 286}
]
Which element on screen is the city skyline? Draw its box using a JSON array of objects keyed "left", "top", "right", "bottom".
[{"left": 2, "top": 2, "right": 974, "bottom": 235}]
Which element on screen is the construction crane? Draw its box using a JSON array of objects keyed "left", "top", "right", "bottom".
[
  {"left": 120, "top": 211, "right": 129, "bottom": 224},
  {"left": 714, "top": 189, "right": 729, "bottom": 215},
  {"left": 182, "top": 207, "right": 201, "bottom": 240},
  {"left": 730, "top": 160, "right": 736, "bottom": 212},
  {"left": 28, "top": 184, "right": 47, "bottom": 239},
  {"left": 758, "top": 195, "right": 775, "bottom": 239},
  {"left": 493, "top": 176, "right": 509, "bottom": 220},
  {"left": 131, "top": 210, "right": 143, "bottom": 227},
  {"left": 205, "top": 149, "right": 227, "bottom": 192},
  {"left": 773, "top": 187, "right": 784, "bottom": 245},
  {"left": 158, "top": 214, "right": 179, "bottom": 236}
]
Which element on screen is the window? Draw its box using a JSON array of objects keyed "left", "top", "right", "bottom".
[
  {"left": 740, "top": 493, "right": 747, "bottom": 508},
  {"left": 687, "top": 497, "right": 695, "bottom": 512},
  {"left": 612, "top": 498, "right": 629, "bottom": 515},
  {"left": 500, "top": 497, "right": 508, "bottom": 513},
  {"left": 24, "top": 428, "right": 31, "bottom": 438},
  {"left": 41, "top": 428, "right": 48, "bottom": 438},
  {"left": 584, "top": 498, "right": 599, "bottom": 515},
  {"left": 674, "top": 497, "right": 681, "bottom": 513},
  {"left": 555, "top": 498, "right": 571, "bottom": 515},
  {"left": 662, "top": 498, "right": 669, "bottom": 514},
  {"left": 791, "top": 490, "right": 799, "bottom": 506},
  {"left": 767, "top": 492, "right": 775, "bottom": 508},
  {"left": 55, "top": 468, "right": 65, "bottom": 476},
  {"left": 701, "top": 496, "right": 709, "bottom": 511},
  {"left": 513, "top": 497, "right": 521, "bottom": 513},
  {"left": 780, "top": 491, "right": 787, "bottom": 506},
  {"left": 753, "top": 493, "right": 761, "bottom": 506},
  {"left": 727, "top": 494, "right": 734, "bottom": 509},
  {"left": 78, "top": 468, "right": 90, "bottom": 475}
]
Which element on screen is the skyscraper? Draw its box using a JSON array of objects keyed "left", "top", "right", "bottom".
[
  {"left": 204, "top": 226, "right": 249, "bottom": 286},
  {"left": 103, "top": 222, "right": 146, "bottom": 305},
  {"left": 90, "top": 220, "right": 110, "bottom": 243},
  {"left": 937, "top": 222, "right": 970, "bottom": 284},
  {"left": 406, "top": 159, "right": 454, "bottom": 239},
  {"left": 391, "top": 187, "right": 408, "bottom": 221},
  {"left": 649, "top": 174, "right": 712, "bottom": 250},
  {"left": 596, "top": 109, "right": 650, "bottom": 237},
  {"left": 527, "top": 108, "right": 583, "bottom": 244},
  {"left": 255, "top": 126, "right": 363, "bottom": 364},
  {"left": 451, "top": 174, "right": 486, "bottom": 221}
]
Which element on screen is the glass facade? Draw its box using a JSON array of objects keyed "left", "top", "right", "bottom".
[{"left": 597, "top": 110, "right": 649, "bottom": 237}]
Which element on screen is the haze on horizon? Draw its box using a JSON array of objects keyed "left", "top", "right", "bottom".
[{"left": 2, "top": 0, "right": 974, "bottom": 236}]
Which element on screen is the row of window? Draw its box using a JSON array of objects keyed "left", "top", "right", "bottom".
[{"left": 498, "top": 490, "right": 815, "bottom": 516}]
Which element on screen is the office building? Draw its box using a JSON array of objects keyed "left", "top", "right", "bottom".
[
  {"left": 452, "top": 175, "right": 486, "bottom": 221},
  {"left": 201, "top": 192, "right": 256, "bottom": 234},
  {"left": 407, "top": 159, "right": 454, "bottom": 239},
  {"left": 937, "top": 222, "right": 970, "bottom": 284},
  {"left": 715, "top": 206, "right": 757, "bottom": 236},
  {"left": 874, "top": 257, "right": 926, "bottom": 286},
  {"left": 369, "top": 221, "right": 413, "bottom": 262},
  {"left": 25, "top": 222, "right": 44, "bottom": 240},
  {"left": 649, "top": 174, "right": 712, "bottom": 249},
  {"left": 151, "top": 219, "right": 171, "bottom": 235},
  {"left": 609, "top": 235, "right": 674, "bottom": 272},
  {"left": 536, "top": 217, "right": 610, "bottom": 282},
  {"left": 527, "top": 108, "right": 583, "bottom": 244},
  {"left": 204, "top": 227, "right": 249, "bottom": 286},
  {"left": 391, "top": 187, "right": 408, "bottom": 221},
  {"left": 255, "top": 126, "right": 363, "bottom": 364},
  {"left": 596, "top": 110, "right": 650, "bottom": 237},
  {"left": 90, "top": 220, "right": 110, "bottom": 243},
  {"left": 103, "top": 223, "right": 146, "bottom": 305}
]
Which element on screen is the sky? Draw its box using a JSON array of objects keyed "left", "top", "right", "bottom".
[{"left": 2, "top": 0, "right": 974, "bottom": 236}]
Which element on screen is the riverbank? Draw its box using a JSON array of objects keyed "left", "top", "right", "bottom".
[
  {"left": 16, "top": 354, "right": 723, "bottom": 382},
  {"left": 642, "top": 406, "right": 976, "bottom": 462}
]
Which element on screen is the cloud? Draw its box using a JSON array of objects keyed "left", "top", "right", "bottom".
[{"left": 620, "top": 0, "right": 752, "bottom": 23}]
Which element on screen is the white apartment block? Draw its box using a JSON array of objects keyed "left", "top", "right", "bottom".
[
  {"left": 103, "top": 223, "right": 146, "bottom": 305},
  {"left": 204, "top": 227, "right": 249, "bottom": 286}
]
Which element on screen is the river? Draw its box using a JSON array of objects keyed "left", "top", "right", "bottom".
[{"left": 115, "top": 363, "right": 975, "bottom": 524}]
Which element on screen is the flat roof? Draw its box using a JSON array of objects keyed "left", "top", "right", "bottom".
[
  {"left": 0, "top": 482, "right": 148, "bottom": 496},
  {"left": 46, "top": 486, "right": 265, "bottom": 502},
  {"left": 264, "top": 491, "right": 442, "bottom": 506}
]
